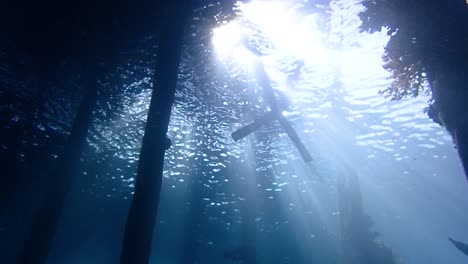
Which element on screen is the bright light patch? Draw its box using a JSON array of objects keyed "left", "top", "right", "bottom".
[
  {"left": 212, "top": 0, "right": 329, "bottom": 63},
  {"left": 212, "top": 21, "right": 258, "bottom": 68},
  {"left": 212, "top": 22, "right": 244, "bottom": 58},
  {"left": 240, "top": 1, "right": 328, "bottom": 61},
  {"left": 211, "top": 0, "right": 387, "bottom": 101}
]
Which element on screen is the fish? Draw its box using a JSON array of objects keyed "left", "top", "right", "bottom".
[{"left": 448, "top": 237, "right": 468, "bottom": 256}]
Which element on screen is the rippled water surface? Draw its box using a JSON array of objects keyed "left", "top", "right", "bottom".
[{"left": 42, "top": 1, "right": 468, "bottom": 264}]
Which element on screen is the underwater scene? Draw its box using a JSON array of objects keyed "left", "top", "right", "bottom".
[{"left": 1, "top": 0, "right": 468, "bottom": 263}]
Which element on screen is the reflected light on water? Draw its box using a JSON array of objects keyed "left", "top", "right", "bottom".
[
  {"left": 207, "top": 1, "right": 468, "bottom": 263},
  {"left": 212, "top": 21, "right": 245, "bottom": 57},
  {"left": 239, "top": 0, "right": 328, "bottom": 62},
  {"left": 212, "top": 0, "right": 329, "bottom": 64}
]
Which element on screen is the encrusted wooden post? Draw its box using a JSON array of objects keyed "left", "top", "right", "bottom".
[{"left": 119, "top": 1, "right": 191, "bottom": 263}]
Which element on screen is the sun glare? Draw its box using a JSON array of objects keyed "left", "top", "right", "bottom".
[
  {"left": 212, "top": 0, "right": 329, "bottom": 64},
  {"left": 212, "top": 21, "right": 245, "bottom": 57}
]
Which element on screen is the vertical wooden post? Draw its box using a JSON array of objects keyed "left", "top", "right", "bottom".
[
  {"left": 119, "top": 1, "right": 190, "bottom": 263},
  {"left": 17, "top": 70, "right": 99, "bottom": 264}
]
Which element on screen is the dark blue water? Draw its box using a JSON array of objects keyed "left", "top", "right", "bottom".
[{"left": 2, "top": 0, "right": 468, "bottom": 263}]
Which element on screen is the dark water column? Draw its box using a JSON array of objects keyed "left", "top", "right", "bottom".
[
  {"left": 0, "top": 96, "right": 22, "bottom": 204},
  {"left": 325, "top": 81, "right": 396, "bottom": 264},
  {"left": 16, "top": 72, "right": 98, "bottom": 264},
  {"left": 180, "top": 170, "right": 204, "bottom": 264},
  {"left": 337, "top": 170, "right": 363, "bottom": 264},
  {"left": 240, "top": 151, "right": 259, "bottom": 264},
  {"left": 119, "top": 1, "right": 190, "bottom": 264}
]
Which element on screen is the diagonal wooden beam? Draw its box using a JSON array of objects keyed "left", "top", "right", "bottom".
[
  {"left": 231, "top": 110, "right": 312, "bottom": 162},
  {"left": 231, "top": 111, "right": 277, "bottom": 141},
  {"left": 231, "top": 46, "right": 312, "bottom": 162},
  {"left": 277, "top": 115, "right": 313, "bottom": 163}
]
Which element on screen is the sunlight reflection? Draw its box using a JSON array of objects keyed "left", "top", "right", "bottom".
[
  {"left": 212, "top": 0, "right": 329, "bottom": 64},
  {"left": 212, "top": 21, "right": 245, "bottom": 57},
  {"left": 238, "top": 1, "right": 328, "bottom": 62}
]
